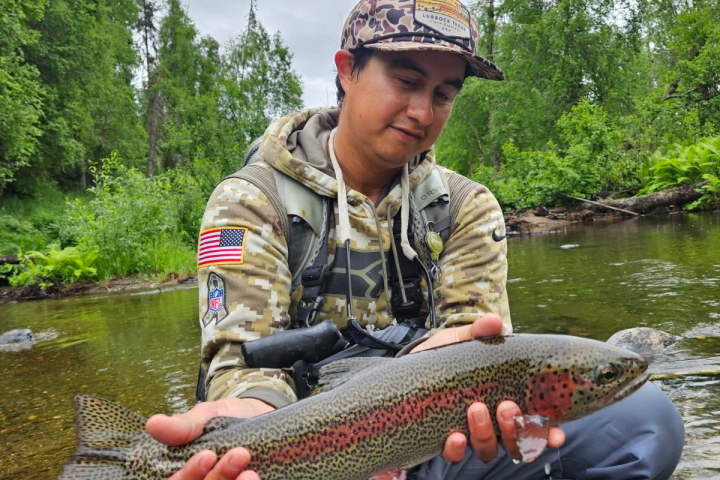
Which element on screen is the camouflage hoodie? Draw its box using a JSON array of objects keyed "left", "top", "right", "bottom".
[{"left": 197, "top": 107, "right": 510, "bottom": 407}]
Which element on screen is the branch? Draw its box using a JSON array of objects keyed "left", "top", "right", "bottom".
[{"left": 562, "top": 194, "right": 640, "bottom": 216}]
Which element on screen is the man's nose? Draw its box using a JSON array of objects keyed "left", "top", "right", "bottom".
[{"left": 406, "top": 92, "right": 433, "bottom": 127}]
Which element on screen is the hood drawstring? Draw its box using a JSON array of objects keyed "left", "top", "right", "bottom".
[
  {"left": 328, "top": 128, "right": 356, "bottom": 320},
  {"left": 372, "top": 209, "right": 394, "bottom": 317},
  {"left": 387, "top": 208, "right": 408, "bottom": 306},
  {"left": 327, "top": 128, "right": 433, "bottom": 326},
  {"left": 400, "top": 163, "right": 419, "bottom": 262}
]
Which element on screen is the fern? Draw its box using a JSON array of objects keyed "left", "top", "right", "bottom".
[
  {"left": 7, "top": 246, "right": 98, "bottom": 289},
  {"left": 639, "top": 136, "right": 720, "bottom": 209}
]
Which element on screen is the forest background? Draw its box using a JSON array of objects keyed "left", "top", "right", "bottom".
[{"left": 1, "top": 0, "right": 719, "bottom": 289}]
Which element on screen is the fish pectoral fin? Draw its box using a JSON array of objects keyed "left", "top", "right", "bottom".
[
  {"left": 202, "top": 416, "right": 250, "bottom": 435},
  {"left": 316, "top": 357, "right": 393, "bottom": 394},
  {"left": 514, "top": 414, "right": 550, "bottom": 463}
]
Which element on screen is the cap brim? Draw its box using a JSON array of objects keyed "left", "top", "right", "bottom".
[{"left": 365, "top": 42, "right": 505, "bottom": 81}]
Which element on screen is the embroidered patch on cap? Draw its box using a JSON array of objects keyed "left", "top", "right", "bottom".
[
  {"left": 203, "top": 272, "right": 228, "bottom": 326},
  {"left": 414, "top": 0, "right": 472, "bottom": 39},
  {"left": 197, "top": 227, "right": 248, "bottom": 268}
]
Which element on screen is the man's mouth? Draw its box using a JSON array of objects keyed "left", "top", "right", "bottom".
[{"left": 392, "top": 126, "right": 424, "bottom": 140}]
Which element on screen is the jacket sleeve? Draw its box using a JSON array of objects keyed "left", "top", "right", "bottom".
[
  {"left": 433, "top": 182, "right": 512, "bottom": 334},
  {"left": 198, "top": 177, "right": 297, "bottom": 407}
]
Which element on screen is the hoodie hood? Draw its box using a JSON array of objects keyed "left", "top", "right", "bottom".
[{"left": 258, "top": 107, "right": 436, "bottom": 215}]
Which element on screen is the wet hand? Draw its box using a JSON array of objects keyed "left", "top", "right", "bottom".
[
  {"left": 146, "top": 397, "right": 273, "bottom": 480},
  {"left": 410, "top": 314, "right": 566, "bottom": 464}
]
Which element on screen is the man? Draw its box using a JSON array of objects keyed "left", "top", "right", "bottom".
[{"left": 146, "top": 1, "right": 684, "bottom": 479}]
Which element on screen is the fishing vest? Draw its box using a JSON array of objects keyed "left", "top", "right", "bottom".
[{"left": 224, "top": 138, "right": 471, "bottom": 326}]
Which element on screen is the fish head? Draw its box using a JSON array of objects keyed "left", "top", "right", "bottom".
[{"left": 523, "top": 338, "right": 649, "bottom": 422}]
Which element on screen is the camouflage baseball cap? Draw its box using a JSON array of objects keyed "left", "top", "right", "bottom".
[{"left": 341, "top": 0, "right": 504, "bottom": 80}]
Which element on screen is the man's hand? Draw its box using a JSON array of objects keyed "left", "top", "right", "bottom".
[
  {"left": 146, "top": 397, "right": 274, "bottom": 480},
  {"left": 410, "top": 314, "right": 566, "bottom": 464}
]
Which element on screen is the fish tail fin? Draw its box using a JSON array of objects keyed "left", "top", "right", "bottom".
[{"left": 59, "top": 395, "right": 147, "bottom": 480}]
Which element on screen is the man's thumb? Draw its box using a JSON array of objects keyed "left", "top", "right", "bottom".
[
  {"left": 469, "top": 314, "right": 504, "bottom": 339},
  {"left": 147, "top": 410, "right": 207, "bottom": 446}
]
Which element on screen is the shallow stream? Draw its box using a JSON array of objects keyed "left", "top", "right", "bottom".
[{"left": 0, "top": 212, "right": 718, "bottom": 479}]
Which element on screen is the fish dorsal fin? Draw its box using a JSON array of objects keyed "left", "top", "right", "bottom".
[
  {"left": 315, "top": 357, "right": 392, "bottom": 394},
  {"left": 202, "top": 416, "right": 249, "bottom": 435}
]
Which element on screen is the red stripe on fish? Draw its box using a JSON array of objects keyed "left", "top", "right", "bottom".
[{"left": 262, "top": 382, "right": 500, "bottom": 464}]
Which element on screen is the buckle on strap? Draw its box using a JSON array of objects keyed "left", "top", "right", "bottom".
[{"left": 301, "top": 265, "right": 326, "bottom": 287}]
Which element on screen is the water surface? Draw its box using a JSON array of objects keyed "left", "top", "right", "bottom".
[{"left": 0, "top": 212, "right": 718, "bottom": 479}]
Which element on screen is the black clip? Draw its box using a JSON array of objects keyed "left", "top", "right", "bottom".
[
  {"left": 304, "top": 295, "right": 324, "bottom": 328},
  {"left": 301, "top": 265, "right": 327, "bottom": 287}
]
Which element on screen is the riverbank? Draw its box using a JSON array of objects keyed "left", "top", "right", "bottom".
[
  {"left": 0, "top": 201, "right": 713, "bottom": 304},
  {"left": 0, "top": 273, "right": 198, "bottom": 304},
  {"left": 0, "top": 207, "right": 632, "bottom": 304},
  {"left": 504, "top": 206, "right": 627, "bottom": 236}
]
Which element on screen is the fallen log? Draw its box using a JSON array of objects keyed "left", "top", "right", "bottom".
[
  {"left": 563, "top": 195, "right": 640, "bottom": 216},
  {"left": 0, "top": 255, "right": 20, "bottom": 266},
  {"left": 593, "top": 182, "right": 708, "bottom": 215}
]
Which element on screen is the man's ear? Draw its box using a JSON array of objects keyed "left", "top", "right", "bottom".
[{"left": 335, "top": 50, "right": 357, "bottom": 93}]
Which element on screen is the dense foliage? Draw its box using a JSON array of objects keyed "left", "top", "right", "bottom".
[
  {"left": 0, "top": 1, "right": 302, "bottom": 287},
  {"left": 436, "top": 0, "right": 720, "bottom": 210},
  {"left": 1, "top": 0, "right": 718, "bottom": 287}
]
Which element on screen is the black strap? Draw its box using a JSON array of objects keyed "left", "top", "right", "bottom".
[
  {"left": 429, "top": 214, "right": 452, "bottom": 236},
  {"left": 294, "top": 203, "right": 427, "bottom": 327},
  {"left": 294, "top": 199, "right": 332, "bottom": 328}
]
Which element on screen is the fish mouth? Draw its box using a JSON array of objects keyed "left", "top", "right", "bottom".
[{"left": 599, "top": 372, "right": 649, "bottom": 408}]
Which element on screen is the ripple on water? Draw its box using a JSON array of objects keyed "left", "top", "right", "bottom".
[
  {"left": 658, "top": 377, "right": 720, "bottom": 480},
  {"left": 684, "top": 323, "right": 720, "bottom": 338}
]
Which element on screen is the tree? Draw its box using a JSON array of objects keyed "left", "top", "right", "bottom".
[
  {"left": 644, "top": 0, "right": 720, "bottom": 134},
  {"left": 138, "top": 0, "right": 162, "bottom": 176},
  {"left": 0, "top": 0, "right": 46, "bottom": 196},
  {"left": 437, "top": 0, "right": 649, "bottom": 175},
  {"left": 220, "top": 3, "right": 303, "bottom": 149},
  {"left": 15, "top": 0, "right": 144, "bottom": 191}
]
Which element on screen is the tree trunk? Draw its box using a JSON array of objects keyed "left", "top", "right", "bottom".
[
  {"left": 484, "top": 0, "right": 496, "bottom": 60},
  {"left": 594, "top": 182, "right": 708, "bottom": 214},
  {"left": 139, "top": 0, "right": 161, "bottom": 177},
  {"left": 147, "top": 86, "right": 162, "bottom": 176},
  {"left": 80, "top": 162, "right": 86, "bottom": 190}
]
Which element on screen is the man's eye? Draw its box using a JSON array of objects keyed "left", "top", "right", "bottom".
[
  {"left": 398, "top": 78, "right": 416, "bottom": 86},
  {"left": 436, "top": 91, "right": 450, "bottom": 101}
]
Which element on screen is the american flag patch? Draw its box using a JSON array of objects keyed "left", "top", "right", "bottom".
[{"left": 197, "top": 227, "right": 248, "bottom": 268}]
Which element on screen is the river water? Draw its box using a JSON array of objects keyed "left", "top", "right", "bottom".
[{"left": 0, "top": 212, "right": 718, "bottom": 479}]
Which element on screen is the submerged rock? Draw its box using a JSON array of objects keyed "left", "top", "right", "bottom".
[
  {"left": 607, "top": 327, "right": 679, "bottom": 356},
  {"left": 0, "top": 328, "right": 34, "bottom": 345}
]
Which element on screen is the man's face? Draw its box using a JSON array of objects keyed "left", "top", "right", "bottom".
[{"left": 339, "top": 49, "right": 466, "bottom": 168}]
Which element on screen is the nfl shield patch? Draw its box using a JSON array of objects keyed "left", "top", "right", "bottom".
[{"left": 202, "top": 272, "right": 228, "bottom": 327}]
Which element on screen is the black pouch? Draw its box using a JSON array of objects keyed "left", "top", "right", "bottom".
[{"left": 292, "top": 321, "right": 427, "bottom": 400}]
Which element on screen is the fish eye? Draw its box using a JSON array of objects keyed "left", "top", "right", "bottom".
[{"left": 597, "top": 365, "right": 619, "bottom": 384}]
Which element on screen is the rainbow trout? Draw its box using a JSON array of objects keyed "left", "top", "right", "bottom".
[{"left": 60, "top": 334, "right": 648, "bottom": 480}]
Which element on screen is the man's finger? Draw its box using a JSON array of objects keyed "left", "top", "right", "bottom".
[
  {"left": 411, "top": 314, "right": 504, "bottom": 354},
  {"left": 467, "top": 403, "right": 498, "bottom": 463},
  {"left": 548, "top": 427, "right": 565, "bottom": 448},
  {"left": 496, "top": 401, "right": 521, "bottom": 461},
  {"left": 204, "top": 447, "right": 252, "bottom": 480},
  {"left": 441, "top": 432, "right": 467, "bottom": 464},
  {"left": 167, "top": 451, "right": 217, "bottom": 480},
  {"left": 238, "top": 472, "right": 261, "bottom": 480}
]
